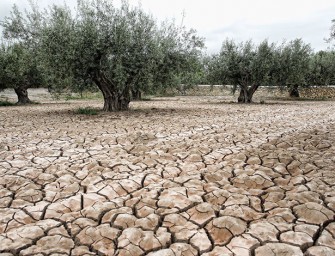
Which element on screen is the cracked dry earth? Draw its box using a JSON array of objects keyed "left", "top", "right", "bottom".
[{"left": 0, "top": 97, "right": 335, "bottom": 256}]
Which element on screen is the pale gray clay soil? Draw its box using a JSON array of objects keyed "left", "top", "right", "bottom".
[{"left": 0, "top": 95, "right": 335, "bottom": 255}]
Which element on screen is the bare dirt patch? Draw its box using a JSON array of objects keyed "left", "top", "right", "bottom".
[{"left": 1, "top": 96, "right": 335, "bottom": 255}]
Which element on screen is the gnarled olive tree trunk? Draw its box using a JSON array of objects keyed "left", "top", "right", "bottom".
[
  {"left": 289, "top": 84, "right": 300, "bottom": 98},
  {"left": 238, "top": 84, "right": 259, "bottom": 103},
  {"left": 14, "top": 86, "right": 31, "bottom": 104},
  {"left": 102, "top": 91, "right": 130, "bottom": 111},
  {"left": 92, "top": 72, "right": 130, "bottom": 111},
  {"left": 131, "top": 89, "right": 142, "bottom": 101}
]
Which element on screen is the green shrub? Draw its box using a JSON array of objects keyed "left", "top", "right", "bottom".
[
  {"left": 0, "top": 100, "right": 15, "bottom": 106},
  {"left": 75, "top": 107, "right": 98, "bottom": 115}
]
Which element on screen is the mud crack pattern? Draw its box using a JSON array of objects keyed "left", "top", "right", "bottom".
[{"left": 0, "top": 97, "right": 335, "bottom": 255}]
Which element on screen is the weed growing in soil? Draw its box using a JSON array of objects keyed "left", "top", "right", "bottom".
[
  {"left": 0, "top": 100, "right": 15, "bottom": 106},
  {"left": 75, "top": 107, "right": 98, "bottom": 115}
]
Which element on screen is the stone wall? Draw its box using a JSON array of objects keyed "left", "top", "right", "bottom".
[
  {"left": 175, "top": 85, "right": 335, "bottom": 99},
  {"left": 299, "top": 87, "right": 335, "bottom": 99}
]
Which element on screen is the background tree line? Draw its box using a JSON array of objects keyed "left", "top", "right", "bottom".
[{"left": 0, "top": 0, "right": 335, "bottom": 109}]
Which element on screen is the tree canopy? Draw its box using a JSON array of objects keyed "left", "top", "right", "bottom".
[
  {"left": 1, "top": 2, "right": 334, "bottom": 107},
  {"left": 274, "top": 39, "right": 312, "bottom": 97},
  {"left": 207, "top": 39, "right": 277, "bottom": 103},
  {"left": 0, "top": 42, "right": 45, "bottom": 104},
  {"left": 308, "top": 50, "right": 335, "bottom": 86},
  {"left": 2, "top": 0, "right": 204, "bottom": 110},
  {"left": 206, "top": 38, "right": 314, "bottom": 102}
]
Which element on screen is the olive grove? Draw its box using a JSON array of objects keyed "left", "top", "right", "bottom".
[
  {"left": 2, "top": 0, "right": 204, "bottom": 111},
  {"left": 206, "top": 39, "right": 315, "bottom": 102},
  {"left": 1, "top": 1, "right": 335, "bottom": 107}
]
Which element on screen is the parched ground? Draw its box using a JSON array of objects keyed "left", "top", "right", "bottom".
[{"left": 0, "top": 94, "right": 335, "bottom": 256}]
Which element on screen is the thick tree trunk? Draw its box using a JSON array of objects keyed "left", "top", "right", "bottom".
[
  {"left": 177, "top": 84, "right": 186, "bottom": 96},
  {"left": 237, "top": 85, "right": 258, "bottom": 103},
  {"left": 92, "top": 72, "right": 130, "bottom": 111},
  {"left": 289, "top": 85, "right": 300, "bottom": 98},
  {"left": 131, "top": 89, "right": 142, "bottom": 101},
  {"left": 102, "top": 92, "right": 130, "bottom": 111},
  {"left": 238, "top": 89, "right": 252, "bottom": 103},
  {"left": 14, "top": 86, "right": 31, "bottom": 105}
]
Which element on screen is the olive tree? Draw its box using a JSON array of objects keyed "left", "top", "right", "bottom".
[
  {"left": 207, "top": 39, "right": 276, "bottom": 103},
  {"left": 1, "top": 3, "right": 46, "bottom": 104},
  {"left": 3, "top": 0, "right": 204, "bottom": 111},
  {"left": 308, "top": 50, "right": 335, "bottom": 86},
  {"left": 153, "top": 27, "right": 205, "bottom": 96},
  {"left": 274, "top": 39, "right": 312, "bottom": 97},
  {"left": 0, "top": 42, "right": 44, "bottom": 104}
]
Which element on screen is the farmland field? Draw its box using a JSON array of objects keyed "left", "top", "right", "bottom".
[{"left": 0, "top": 91, "right": 335, "bottom": 255}]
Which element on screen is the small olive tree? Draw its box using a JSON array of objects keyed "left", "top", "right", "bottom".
[
  {"left": 0, "top": 42, "right": 44, "bottom": 104},
  {"left": 1, "top": 3, "right": 47, "bottom": 104},
  {"left": 207, "top": 39, "right": 276, "bottom": 103},
  {"left": 274, "top": 39, "right": 312, "bottom": 97},
  {"left": 308, "top": 50, "right": 335, "bottom": 86}
]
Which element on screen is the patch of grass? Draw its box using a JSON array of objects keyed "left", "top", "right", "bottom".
[
  {"left": 0, "top": 100, "right": 15, "bottom": 106},
  {"left": 74, "top": 107, "right": 99, "bottom": 115}
]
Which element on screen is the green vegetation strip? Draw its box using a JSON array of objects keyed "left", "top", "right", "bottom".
[{"left": 74, "top": 107, "right": 99, "bottom": 115}]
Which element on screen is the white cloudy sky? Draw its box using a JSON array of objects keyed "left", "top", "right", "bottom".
[{"left": 1, "top": 0, "right": 335, "bottom": 53}]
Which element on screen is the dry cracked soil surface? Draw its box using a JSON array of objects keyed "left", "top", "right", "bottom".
[{"left": 0, "top": 95, "right": 335, "bottom": 256}]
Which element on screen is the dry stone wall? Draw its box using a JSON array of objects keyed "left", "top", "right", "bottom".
[
  {"left": 300, "top": 86, "right": 335, "bottom": 99},
  {"left": 176, "top": 85, "right": 335, "bottom": 99}
]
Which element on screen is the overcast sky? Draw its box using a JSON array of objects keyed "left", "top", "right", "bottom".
[{"left": 1, "top": 0, "right": 334, "bottom": 53}]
